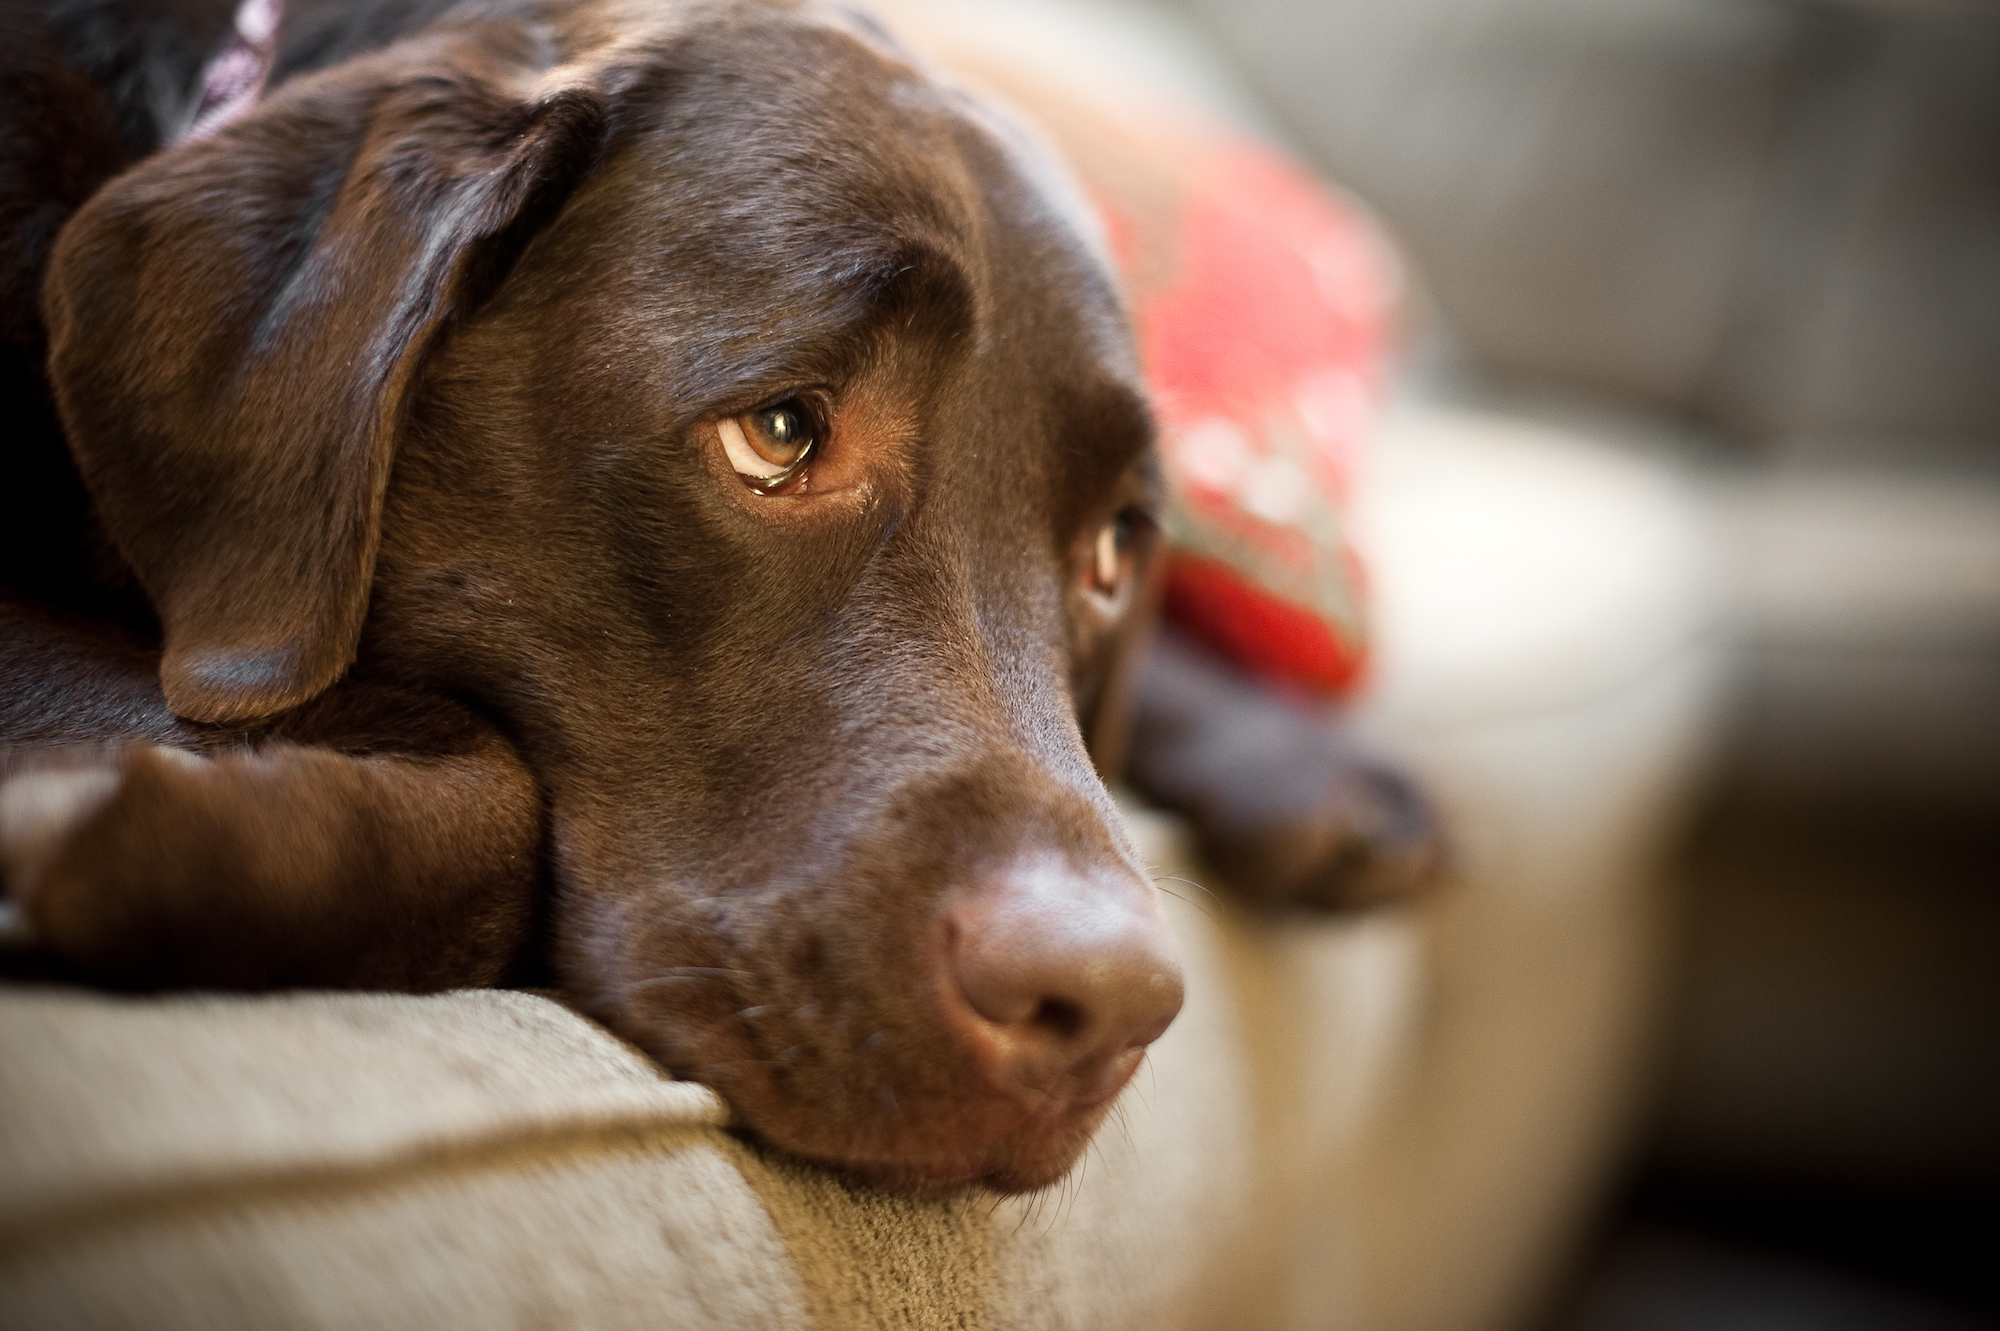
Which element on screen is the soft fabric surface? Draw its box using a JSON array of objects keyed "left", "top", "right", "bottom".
[{"left": 0, "top": 808, "right": 1421, "bottom": 1331}]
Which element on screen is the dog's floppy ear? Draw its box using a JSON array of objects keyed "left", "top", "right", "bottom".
[{"left": 43, "top": 21, "right": 605, "bottom": 725}]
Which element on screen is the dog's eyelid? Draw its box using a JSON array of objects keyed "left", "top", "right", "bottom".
[
  {"left": 1120, "top": 497, "right": 1162, "bottom": 532},
  {"left": 1103, "top": 464, "right": 1163, "bottom": 535},
  {"left": 721, "top": 386, "right": 835, "bottom": 433}
]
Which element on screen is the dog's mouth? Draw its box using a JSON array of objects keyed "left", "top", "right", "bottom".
[
  {"left": 825, "top": 1095, "right": 1127, "bottom": 1197},
  {"left": 576, "top": 857, "right": 1182, "bottom": 1196},
  {"left": 741, "top": 1041, "right": 1146, "bottom": 1198},
  {"left": 557, "top": 753, "right": 1186, "bottom": 1197},
  {"left": 650, "top": 993, "right": 1161, "bottom": 1197}
]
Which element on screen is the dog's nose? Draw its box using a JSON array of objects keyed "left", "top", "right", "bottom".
[{"left": 944, "top": 857, "right": 1184, "bottom": 1104}]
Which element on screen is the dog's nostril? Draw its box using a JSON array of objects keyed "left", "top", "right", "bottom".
[
  {"left": 1030, "top": 997, "right": 1086, "bottom": 1041},
  {"left": 945, "top": 857, "right": 1185, "bottom": 1099}
]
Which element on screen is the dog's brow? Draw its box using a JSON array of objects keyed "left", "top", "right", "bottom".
[{"left": 716, "top": 243, "right": 973, "bottom": 397}]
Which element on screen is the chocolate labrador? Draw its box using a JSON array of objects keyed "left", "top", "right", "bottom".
[{"left": 0, "top": 0, "right": 1434, "bottom": 1193}]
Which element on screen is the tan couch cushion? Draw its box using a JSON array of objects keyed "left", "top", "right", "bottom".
[{"left": 0, "top": 811, "right": 1422, "bottom": 1331}]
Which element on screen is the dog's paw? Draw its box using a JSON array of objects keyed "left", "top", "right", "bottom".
[
  {"left": 1127, "top": 628, "right": 1446, "bottom": 910},
  {"left": 0, "top": 765, "right": 127, "bottom": 938},
  {"left": 0, "top": 747, "right": 210, "bottom": 978},
  {"left": 1187, "top": 744, "right": 1443, "bottom": 911}
]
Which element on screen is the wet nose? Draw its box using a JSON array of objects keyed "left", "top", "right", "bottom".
[{"left": 944, "top": 857, "right": 1184, "bottom": 1102}]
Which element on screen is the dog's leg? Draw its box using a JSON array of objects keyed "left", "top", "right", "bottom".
[
  {"left": 1125, "top": 626, "right": 1443, "bottom": 910},
  {"left": 0, "top": 721, "right": 542, "bottom": 990}
]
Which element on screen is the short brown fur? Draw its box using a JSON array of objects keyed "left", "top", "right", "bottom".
[{"left": 0, "top": 0, "right": 1435, "bottom": 1191}]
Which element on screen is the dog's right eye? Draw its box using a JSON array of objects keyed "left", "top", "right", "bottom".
[{"left": 718, "top": 397, "right": 821, "bottom": 493}]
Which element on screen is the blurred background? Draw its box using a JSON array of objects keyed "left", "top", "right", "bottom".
[
  {"left": 1102, "top": 0, "right": 2000, "bottom": 1325},
  {"left": 1, "top": 2, "right": 1991, "bottom": 1326}
]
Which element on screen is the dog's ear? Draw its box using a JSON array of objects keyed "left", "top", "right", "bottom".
[{"left": 43, "top": 21, "right": 606, "bottom": 725}]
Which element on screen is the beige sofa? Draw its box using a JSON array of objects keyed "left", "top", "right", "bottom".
[{"left": 1, "top": 402, "right": 1727, "bottom": 1331}]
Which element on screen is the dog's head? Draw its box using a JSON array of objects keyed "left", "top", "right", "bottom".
[{"left": 43, "top": 0, "right": 1180, "bottom": 1193}]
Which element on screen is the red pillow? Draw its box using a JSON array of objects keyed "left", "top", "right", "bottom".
[{"left": 1086, "top": 121, "right": 1394, "bottom": 696}]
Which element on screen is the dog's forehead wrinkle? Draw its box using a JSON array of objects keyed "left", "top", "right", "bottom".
[{"left": 513, "top": 197, "right": 975, "bottom": 430}]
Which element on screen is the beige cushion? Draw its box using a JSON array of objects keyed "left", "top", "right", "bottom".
[{"left": 0, "top": 815, "right": 1419, "bottom": 1331}]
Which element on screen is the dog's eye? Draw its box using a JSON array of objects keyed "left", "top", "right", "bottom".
[
  {"left": 718, "top": 397, "right": 821, "bottom": 492},
  {"left": 1087, "top": 507, "right": 1148, "bottom": 599}
]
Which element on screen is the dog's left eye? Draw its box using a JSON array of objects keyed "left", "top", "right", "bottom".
[
  {"left": 1087, "top": 507, "right": 1148, "bottom": 599},
  {"left": 718, "top": 397, "right": 821, "bottom": 492}
]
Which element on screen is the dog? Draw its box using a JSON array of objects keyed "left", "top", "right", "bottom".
[{"left": 0, "top": 0, "right": 1435, "bottom": 1194}]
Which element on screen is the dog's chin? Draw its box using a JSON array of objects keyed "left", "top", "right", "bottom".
[
  {"left": 753, "top": 1091, "right": 1121, "bottom": 1199},
  {"left": 833, "top": 1158, "right": 1062, "bottom": 1200}
]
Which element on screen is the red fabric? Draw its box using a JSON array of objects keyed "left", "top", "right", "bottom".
[
  {"left": 1138, "top": 149, "right": 1383, "bottom": 507},
  {"left": 1162, "top": 554, "right": 1365, "bottom": 695},
  {"left": 1091, "top": 127, "right": 1395, "bottom": 697}
]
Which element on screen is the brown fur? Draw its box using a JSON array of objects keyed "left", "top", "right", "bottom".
[
  {"left": 0, "top": 0, "right": 1434, "bottom": 1193},
  {"left": 1, "top": 0, "right": 1177, "bottom": 1193}
]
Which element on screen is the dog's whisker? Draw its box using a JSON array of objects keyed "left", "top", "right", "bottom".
[
  {"left": 1009, "top": 1190, "right": 1039, "bottom": 1239},
  {"left": 1059, "top": 1158, "right": 1086, "bottom": 1229},
  {"left": 615, "top": 969, "right": 754, "bottom": 1009},
  {"left": 625, "top": 966, "right": 753, "bottom": 988},
  {"left": 1108, "top": 1101, "right": 1136, "bottom": 1154},
  {"left": 1150, "top": 873, "right": 1219, "bottom": 917}
]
